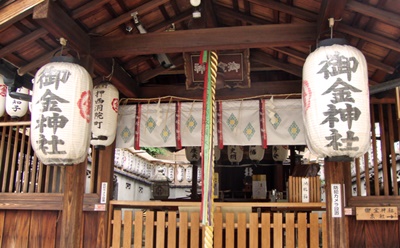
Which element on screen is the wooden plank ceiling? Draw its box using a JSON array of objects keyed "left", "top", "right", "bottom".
[{"left": 0, "top": 0, "right": 400, "bottom": 100}]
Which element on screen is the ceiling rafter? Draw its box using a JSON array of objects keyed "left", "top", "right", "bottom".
[
  {"left": 346, "top": 0, "right": 400, "bottom": 28},
  {"left": 71, "top": 0, "right": 110, "bottom": 20},
  {"left": 337, "top": 23, "right": 400, "bottom": 53},
  {"left": 247, "top": 0, "right": 317, "bottom": 21},
  {"left": 0, "top": 0, "right": 45, "bottom": 31},
  {"left": 90, "top": 0, "right": 170, "bottom": 36},
  {"left": 137, "top": 56, "right": 184, "bottom": 83},
  {"left": 214, "top": 4, "right": 271, "bottom": 25},
  {"left": 0, "top": 27, "right": 48, "bottom": 58},
  {"left": 91, "top": 23, "right": 317, "bottom": 57},
  {"left": 251, "top": 50, "right": 302, "bottom": 77}
]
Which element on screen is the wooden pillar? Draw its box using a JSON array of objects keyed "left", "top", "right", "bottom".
[
  {"left": 96, "top": 143, "right": 115, "bottom": 248},
  {"left": 324, "top": 159, "right": 350, "bottom": 248},
  {"left": 60, "top": 161, "right": 86, "bottom": 248}
]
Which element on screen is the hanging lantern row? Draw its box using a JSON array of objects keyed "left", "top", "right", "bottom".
[
  {"left": 302, "top": 38, "right": 370, "bottom": 160},
  {"left": 272, "top": 145, "right": 289, "bottom": 162}
]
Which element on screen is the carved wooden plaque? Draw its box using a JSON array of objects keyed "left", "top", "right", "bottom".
[{"left": 184, "top": 49, "right": 251, "bottom": 90}]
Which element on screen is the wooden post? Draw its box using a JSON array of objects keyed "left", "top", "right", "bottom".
[
  {"left": 96, "top": 143, "right": 115, "bottom": 248},
  {"left": 324, "top": 159, "right": 349, "bottom": 248},
  {"left": 60, "top": 161, "right": 86, "bottom": 248}
]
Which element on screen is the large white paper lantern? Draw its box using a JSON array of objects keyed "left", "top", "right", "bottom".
[
  {"left": 272, "top": 145, "right": 288, "bottom": 162},
  {"left": 227, "top": 145, "right": 244, "bottom": 164},
  {"left": 90, "top": 81, "right": 119, "bottom": 149},
  {"left": 0, "top": 76, "right": 6, "bottom": 117},
  {"left": 249, "top": 145, "right": 265, "bottom": 162},
  {"left": 31, "top": 57, "right": 93, "bottom": 165},
  {"left": 6, "top": 87, "right": 29, "bottom": 118},
  {"left": 303, "top": 39, "right": 370, "bottom": 159}
]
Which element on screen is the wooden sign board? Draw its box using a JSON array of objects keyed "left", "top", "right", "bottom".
[
  {"left": 356, "top": 207, "right": 398, "bottom": 221},
  {"left": 184, "top": 49, "right": 251, "bottom": 90}
]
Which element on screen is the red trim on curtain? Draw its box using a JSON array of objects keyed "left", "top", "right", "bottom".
[
  {"left": 134, "top": 103, "right": 141, "bottom": 150},
  {"left": 260, "top": 99, "right": 267, "bottom": 149},
  {"left": 175, "top": 102, "right": 182, "bottom": 149}
]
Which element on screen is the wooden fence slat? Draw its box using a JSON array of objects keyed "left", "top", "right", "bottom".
[
  {"left": 225, "top": 212, "right": 235, "bottom": 248},
  {"left": 364, "top": 153, "right": 371, "bottom": 196},
  {"left": 2, "top": 210, "right": 30, "bottom": 248},
  {"left": 387, "top": 104, "right": 399, "bottom": 195},
  {"left": 297, "top": 213, "right": 307, "bottom": 248},
  {"left": 370, "top": 104, "right": 380, "bottom": 195},
  {"left": 179, "top": 212, "right": 188, "bottom": 248},
  {"left": 8, "top": 126, "right": 20, "bottom": 192},
  {"left": 249, "top": 212, "right": 259, "bottom": 248},
  {"left": 112, "top": 210, "right": 122, "bottom": 248},
  {"left": 0, "top": 211, "right": 5, "bottom": 245},
  {"left": 2, "top": 126, "right": 13, "bottom": 192},
  {"left": 29, "top": 154, "right": 38, "bottom": 193},
  {"left": 29, "top": 211, "right": 57, "bottom": 248},
  {"left": 322, "top": 213, "right": 328, "bottom": 248},
  {"left": 156, "top": 211, "right": 166, "bottom": 248},
  {"left": 167, "top": 211, "right": 177, "bottom": 248},
  {"left": 355, "top": 158, "right": 361, "bottom": 196},
  {"left": 273, "top": 213, "right": 283, "bottom": 248},
  {"left": 15, "top": 126, "right": 26, "bottom": 193},
  {"left": 133, "top": 211, "right": 143, "bottom": 248},
  {"left": 22, "top": 130, "right": 32, "bottom": 193},
  {"left": 238, "top": 212, "right": 247, "bottom": 248},
  {"left": 213, "top": 212, "right": 223, "bottom": 248},
  {"left": 145, "top": 211, "right": 154, "bottom": 248},
  {"left": 310, "top": 213, "right": 320, "bottom": 248},
  {"left": 37, "top": 161, "right": 44, "bottom": 193},
  {"left": 261, "top": 213, "right": 271, "bottom": 248},
  {"left": 288, "top": 176, "right": 292, "bottom": 202},
  {"left": 379, "top": 104, "right": 389, "bottom": 195},
  {"left": 0, "top": 126, "right": 7, "bottom": 190},
  {"left": 190, "top": 212, "right": 199, "bottom": 248},
  {"left": 285, "top": 213, "right": 295, "bottom": 248},
  {"left": 123, "top": 211, "right": 133, "bottom": 248},
  {"left": 44, "top": 165, "right": 50, "bottom": 193}
]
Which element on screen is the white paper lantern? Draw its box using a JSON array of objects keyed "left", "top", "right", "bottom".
[
  {"left": 168, "top": 166, "right": 175, "bottom": 182},
  {"left": 6, "top": 87, "right": 29, "bottom": 118},
  {"left": 177, "top": 165, "right": 184, "bottom": 182},
  {"left": 227, "top": 145, "right": 244, "bottom": 164},
  {"left": 302, "top": 39, "right": 370, "bottom": 159},
  {"left": 186, "top": 165, "right": 192, "bottom": 182},
  {"left": 0, "top": 76, "right": 6, "bottom": 117},
  {"left": 185, "top": 146, "right": 201, "bottom": 162},
  {"left": 90, "top": 81, "right": 119, "bottom": 149},
  {"left": 249, "top": 145, "right": 265, "bottom": 161},
  {"left": 272, "top": 145, "right": 288, "bottom": 162},
  {"left": 114, "top": 148, "right": 123, "bottom": 168},
  {"left": 31, "top": 57, "right": 93, "bottom": 165}
]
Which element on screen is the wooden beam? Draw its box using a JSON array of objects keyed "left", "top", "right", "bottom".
[
  {"left": 93, "top": 59, "right": 139, "bottom": 98},
  {"left": 147, "top": 9, "right": 192, "bottom": 33},
  {"left": 346, "top": 0, "right": 400, "bottom": 28},
  {"left": 137, "top": 56, "right": 184, "bottom": 83},
  {"left": 0, "top": 0, "right": 45, "bottom": 31},
  {"left": 247, "top": 0, "right": 317, "bottom": 21},
  {"left": 138, "top": 80, "right": 302, "bottom": 99},
  {"left": 90, "top": 0, "right": 170, "bottom": 35},
  {"left": 91, "top": 23, "right": 317, "bottom": 57},
  {"left": 337, "top": 23, "right": 400, "bottom": 53},
  {"left": 317, "top": 0, "right": 348, "bottom": 38},
  {"left": 251, "top": 50, "right": 302, "bottom": 77},
  {"left": 0, "top": 28, "right": 48, "bottom": 58},
  {"left": 17, "top": 47, "right": 64, "bottom": 76},
  {"left": 33, "top": 0, "right": 90, "bottom": 52}
]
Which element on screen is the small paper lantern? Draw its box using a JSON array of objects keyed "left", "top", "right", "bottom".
[
  {"left": 6, "top": 87, "right": 29, "bottom": 118},
  {"left": 177, "top": 165, "right": 184, "bottom": 182},
  {"left": 272, "top": 145, "right": 288, "bottom": 162},
  {"left": 0, "top": 76, "right": 6, "bottom": 117},
  {"left": 227, "top": 145, "right": 244, "bottom": 164},
  {"left": 168, "top": 166, "right": 175, "bottom": 182},
  {"left": 31, "top": 57, "right": 93, "bottom": 165},
  {"left": 214, "top": 146, "right": 221, "bottom": 161},
  {"left": 185, "top": 146, "right": 201, "bottom": 162},
  {"left": 90, "top": 81, "right": 119, "bottom": 149},
  {"left": 114, "top": 148, "right": 123, "bottom": 168},
  {"left": 249, "top": 145, "right": 265, "bottom": 162},
  {"left": 186, "top": 165, "right": 192, "bottom": 182},
  {"left": 303, "top": 39, "right": 370, "bottom": 159}
]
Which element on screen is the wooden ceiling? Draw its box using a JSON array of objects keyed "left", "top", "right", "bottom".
[{"left": 1, "top": 0, "right": 400, "bottom": 101}]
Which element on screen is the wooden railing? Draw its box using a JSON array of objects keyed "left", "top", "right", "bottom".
[{"left": 109, "top": 201, "right": 327, "bottom": 248}]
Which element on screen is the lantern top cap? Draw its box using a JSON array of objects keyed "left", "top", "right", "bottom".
[
  {"left": 50, "top": 56, "right": 81, "bottom": 65},
  {"left": 317, "top": 38, "right": 347, "bottom": 48}
]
